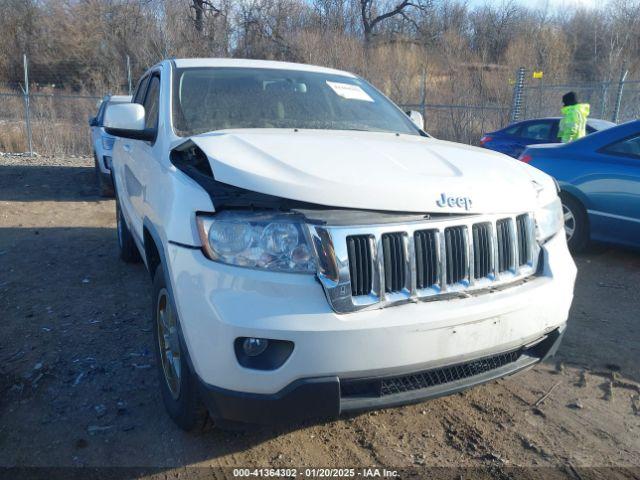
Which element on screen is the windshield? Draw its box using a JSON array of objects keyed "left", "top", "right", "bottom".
[{"left": 172, "top": 67, "right": 419, "bottom": 137}]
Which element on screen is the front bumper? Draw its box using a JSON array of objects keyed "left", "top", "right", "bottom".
[
  {"left": 198, "top": 327, "right": 564, "bottom": 424},
  {"left": 166, "top": 230, "right": 576, "bottom": 421}
]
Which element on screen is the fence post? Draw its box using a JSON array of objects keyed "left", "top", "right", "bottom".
[
  {"left": 599, "top": 82, "right": 608, "bottom": 119},
  {"left": 126, "top": 55, "right": 132, "bottom": 95},
  {"left": 611, "top": 65, "right": 628, "bottom": 123},
  {"left": 509, "top": 66, "right": 526, "bottom": 123},
  {"left": 20, "top": 54, "right": 34, "bottom": 156},
  {"left": 420, "top": 67, "right": 427, "bottom": 121}
]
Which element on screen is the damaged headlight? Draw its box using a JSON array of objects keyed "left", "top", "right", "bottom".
[
  {"left": 196, "top": 211, "right": 316, "bottom": 273},
  {"left": 534, "top": 197, "right": 563, "bottom": 242}
]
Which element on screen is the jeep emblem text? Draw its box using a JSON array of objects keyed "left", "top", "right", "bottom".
[{"left": 436, "top": 193, "right": 473, "bottom": 211}]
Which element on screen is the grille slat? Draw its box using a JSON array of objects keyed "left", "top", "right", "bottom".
[
  {"left": 444, "top": 226, "right": 467, "bottom": 285},
  {"left": 340, "top": 350, "right": 522, "bottom": 398},
  {"left": 382, "top": 232, "right": 406, "bottom": 293},
  {"left": 415, "top": 230, "right": 438, "bottom": 289},
  {"left": 473, "top": 223, "right": 492, "bottom": 279},
  {"left": 516, "top": 214, "right": 530, "bottom": 266},
  {"left": 496, "top": 218, "right": 514, "bottom": 273},
  {"left": 347, "top": 235, "right": 372, "bottom": 296}
]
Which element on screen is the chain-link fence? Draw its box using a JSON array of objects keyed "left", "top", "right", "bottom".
[
  {"left": 516, "top": 67, "right": 640, "bottom": 124},
  {"left": 0, "top": 90, "right": 102, "bottom": 155},
  {"left": 0, "top": 55, "right": 130, "bottom": 157},
  {"left": 399, "top": 103, "right": 510, "bottom": 145}
]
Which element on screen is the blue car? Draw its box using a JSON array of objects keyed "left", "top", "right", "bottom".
[
  {"left": 519, "top": 120, "right": 640, "bottom": 251},
  {"left": 481, "top": 117, "right": 615, "bottom": 158}
]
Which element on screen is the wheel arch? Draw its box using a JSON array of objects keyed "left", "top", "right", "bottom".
[
  {"left": 558, "top": 187, "right": 591, "bottom": 249},
  {"left": 142, "top": 218, "right": 166, "bottom": 279},
  {"left": 557, "top": 182, "right": 590, "bottom": 209}
]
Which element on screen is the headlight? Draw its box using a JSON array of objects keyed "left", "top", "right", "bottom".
[
  {"left": 534, "top": 197, "right": 563, "bottom": 242},
  {"left": 102, "top": 136, "right": 115, "bottom": 150},
  {"left": 196, "top": 211, "right": 316, "bottom": 273}
]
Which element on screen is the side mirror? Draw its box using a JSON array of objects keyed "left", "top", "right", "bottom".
[
  {"left": 406, "top": 110, "right": 424, "bottom": 130},
  {"left": 89, "top": 116, "right": 98, "bottom": 127},
  {"left": 104, "top": 103, "right": 154, "bottom": 141}
]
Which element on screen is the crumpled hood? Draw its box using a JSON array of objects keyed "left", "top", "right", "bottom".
[{"left": 189, "top": 129, "right": 557, "bottom": 214}]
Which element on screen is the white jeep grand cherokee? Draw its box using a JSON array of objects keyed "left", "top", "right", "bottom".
[{"left": 104, "top": 58, "right": 576, "bottom": 430}]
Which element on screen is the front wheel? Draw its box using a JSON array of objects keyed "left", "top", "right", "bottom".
[
  {"left": 560, "top": 192, "right": 589, "bottom": 252},
  {"left": 152, "top": 265, "right": 208, "bottom": 431}
]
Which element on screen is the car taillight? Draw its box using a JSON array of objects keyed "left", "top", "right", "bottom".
[
  {"left": 480, "top": 136, "right": 492, "bottom": 145},
  {"left": 519, "top": 154, "right": 532, "bottom": 163}
]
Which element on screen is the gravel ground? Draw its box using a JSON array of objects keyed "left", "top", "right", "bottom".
[{"left": 0, "top": 156, "right": 639, "bottom": 479}]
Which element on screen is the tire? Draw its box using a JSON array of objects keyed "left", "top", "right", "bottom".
[
  {"left": 116, "top": 201, "right": 141, "bottom": 263},
  {"left": 559, "top": 192, "right": 589, "bottom": 253},
  {"left": 94, "top": 154, "right": 114, "bottom": 197},
  {"left": 152, "top": 265, "right": 209, "bottom": 431}
]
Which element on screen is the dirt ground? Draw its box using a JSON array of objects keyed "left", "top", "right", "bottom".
[{"left": 0, "top": 156, "right": 639, "bottom": 479}]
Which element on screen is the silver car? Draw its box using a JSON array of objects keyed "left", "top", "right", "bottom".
[{"left": 89, "top": 95, "right": 132, "bottom": 196}]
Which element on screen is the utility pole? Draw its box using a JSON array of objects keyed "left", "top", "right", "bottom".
[{"left": 20, "top": 54, "right": 34, "bottom": 156}]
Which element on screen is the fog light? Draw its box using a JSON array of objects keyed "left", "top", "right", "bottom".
[{"left": 242, "top": 337, "right": 269, "bottom": 357}]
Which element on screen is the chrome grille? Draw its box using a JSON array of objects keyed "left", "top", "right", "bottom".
[{"left": 311, "top": 213, "right": 539, "bottom": 314}]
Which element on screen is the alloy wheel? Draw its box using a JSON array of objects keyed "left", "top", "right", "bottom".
[
  {"left": 563, "top": 204, "right": 576, "bottom": 242},
  {"left": 156, "top": 288, "right": 181, "bottom": 399}
]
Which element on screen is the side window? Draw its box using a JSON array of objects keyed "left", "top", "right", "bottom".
[
  {"left": 520, "top": 121, "right": 553, "bottom": 140},
  {"left": 143, "top": 75, "right": 160, "bottom": 130},
  {"left": 504, "top": 125, "right": 520, "bottom": 135},
  {"left": 133, "top": 76, "right": 149, "bottom": 105},
  {"left": 96, "top": 102, "right": 107, "bottom": 125},
  {"left": 602, "top": 135, "right": 640, "bottom": 159}
]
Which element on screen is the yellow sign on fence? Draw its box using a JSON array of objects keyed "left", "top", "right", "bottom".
[{"left": 532, "top": 71, "right": 544, "bottom": 79}]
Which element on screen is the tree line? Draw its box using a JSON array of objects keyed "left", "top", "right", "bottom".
[{"left": 2, "top": 0, "right": 639, "bottom": 103}]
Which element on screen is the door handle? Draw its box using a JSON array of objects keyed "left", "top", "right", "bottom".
[{"left": 123, "top": 144, "right": 132, "bottom": 152}]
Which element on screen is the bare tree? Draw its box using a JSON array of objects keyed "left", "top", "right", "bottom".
[
  {"left": 191, "top": 0, "right": 222, "bottom": 32},
  {"left": 359, "top": 0, "right": 429, "bottom": 44}
]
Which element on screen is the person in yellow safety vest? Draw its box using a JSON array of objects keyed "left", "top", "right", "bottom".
[{"left": 558, "top": 91, "right": 590, "bottom": 143}]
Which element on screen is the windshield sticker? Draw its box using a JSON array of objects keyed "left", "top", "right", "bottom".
[{"left": 326, "top": 81, "right": 374, "bottom": 102}]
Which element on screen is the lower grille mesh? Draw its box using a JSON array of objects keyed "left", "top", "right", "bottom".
[{"left": 340, "top": 350, "right": 522, "bottom": 398}]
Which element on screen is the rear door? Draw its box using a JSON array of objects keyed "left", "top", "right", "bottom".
[
  {"left": 125, "top": 72, "right": 161, "bottom": 240},
  {"left": 584, "top": 134, "right": 640, "bottom": 246},
  {"left": 115, "top": 75, "right": 150, "bottom": 242}
]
